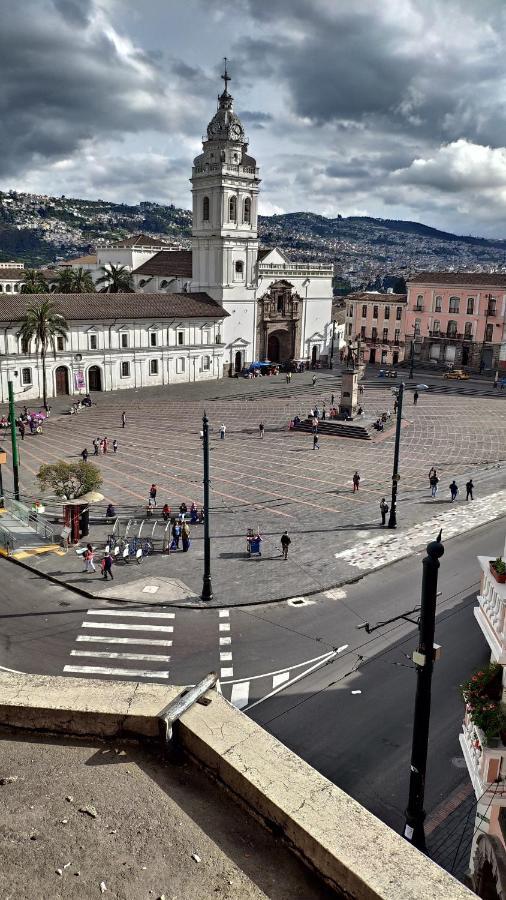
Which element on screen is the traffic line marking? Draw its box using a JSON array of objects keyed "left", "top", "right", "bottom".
[
  {"left": 70, "top": 650, "right": 171, "bottom": 662},
  {"left": 272, "top": 671, "right": 290, "bottom": 688},
  {"left": 220, "top": 667, "right": 234, "bottom": 678},
  {"left": 86, "top": 609, "right": 175, "bottom": 619},
  {"left": 76, "top": 636, "right": 172, "bottom": 646},
  {"left": 219, "top": 636, "right": 231, "bottom": 646},
  {"left": 219, "top": 610, "right": 230, "bottom": 618},
  {"left": 82, "top": 622, "right": 173, "bottom": 632},
  {"left": 220, "top": 651, "right": 233, "bottom": 662},
  {"left": 63, "top": 665, "right": 170, "bottom": 679},
  {"left": 219, "top": 623, "right": 230, "bottom": 632},
  {"left": 230, "top": 682, "right": 250, "bottom": 710}
]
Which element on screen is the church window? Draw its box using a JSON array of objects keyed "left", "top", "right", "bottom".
[
  {"left": 57, "top": 336, "right": 65, "bottom": 351},
  {"left": 384, "top": 306, "right": 390, "bottom": 319},
  {"left": 89, "top": 333, "right": 97, "bottom": 350},
  {"left": 202, "top": 355, "right": 211, "bottom": 371},
  {"left": 176, "top": 357, "right": 185, "bottom": 374},
  {"left": 150, "top": 331, "right": 157, "bottom": 347},
  {"left": 21, "top": 337, "right": 30, "bottom": 354},
  {"left": 149, "top": 359, "right": 159, "bottom": 375},
  {"left": 235, "top": 260, "right": 244, "bottom": 279},
  {"left": 177, "top": 331, "right": 184, "bottom": 345},
  {"left": 22, "top": 367, "right": 32, "bottom": 385},
  {"left": 121, "top": 361, "right": 130, "bottom": 377},
  {"left": 277, "top": 295, "right": 284, "bottom": 314},
  {"left": 120, "top": 332, "right": 128, "bottom": 348},
  {"left": 229, "top": 196, "right": 237, "bottom": 222},
  {"left": 243, "top": 197, "right": 251, "bottom": 224},
  {"left": 203, "top": 196, "right": 210, "bottom": 221},
  {"left": 361, "top": 305, "right": 367, "bottom": 318}
]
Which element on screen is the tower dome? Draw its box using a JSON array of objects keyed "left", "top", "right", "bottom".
[{"left": 206, "top": 60, "right": 246, "bottom": 144}]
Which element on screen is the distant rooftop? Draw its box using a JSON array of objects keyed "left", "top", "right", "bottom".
[
  {"left": 60, "top": 253, "right": 97, "bottom": 267},
  {"left": 409, "top": 271, "right": 506, "bottom": 286},
  {"left": 0, "top": 292, "right": 228, "bottom": 322},
  {"left": 0, "top": 268, "right": 26, "bottom": 280},
  {"left": 105, "top": 233, "right": 174, "bottom": 250},
  {"left": 348, "top": 292, "right": 407, "bottom": 302},
  {"left": 133, "top": 250, "right": 193, "bottom": 278}
]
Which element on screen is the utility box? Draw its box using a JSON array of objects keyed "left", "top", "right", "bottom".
[{"left": 339, "top": 370, "right": 359, "bottom": 417}]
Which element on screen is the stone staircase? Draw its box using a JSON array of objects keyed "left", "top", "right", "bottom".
[{"left": 291, "top": 418, "right": 374, "bottom": 440}]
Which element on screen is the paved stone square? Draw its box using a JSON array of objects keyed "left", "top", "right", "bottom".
[{"left": 1, "top": 371, "right": 505, "bottom": 604}]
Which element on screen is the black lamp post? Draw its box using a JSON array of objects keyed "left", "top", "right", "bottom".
[
  {"left": 403, "top": 532, "right": 445, "bottom": 852},
  {"left": 387, "top": 382, "right": 404, "bottom": 529},
  {"left": 409, "top": 326, "right": 416, "bottom": 380},
  {"left": 201, "top": 411, "right": 213, "bottom": 602}
]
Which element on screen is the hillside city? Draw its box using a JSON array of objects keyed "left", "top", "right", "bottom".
[{"left": 2, "top": 189, "right": 506, "bottom": 290}]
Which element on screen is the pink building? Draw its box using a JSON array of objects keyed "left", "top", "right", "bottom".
[
  {"left": 406, "top": 273, "right": 506, "bottom": 372},
  {"left": 344, "top": 292, "right": 407, "bottom": 366}
]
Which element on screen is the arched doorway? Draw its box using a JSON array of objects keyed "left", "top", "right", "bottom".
[
  {"left": 311, "top": 345, "right": 318, "bottom": 367},
  {"left": 88, "top": 365, "right": 102, "bottom": 392},
  {"left": 55, "top": 366, "right": 69, "bottom": 396},
  {"left": 234, "top": 350, "right": 242, "bottom": 373},
  {"left": 268, "top": 333, "right": 281, "bottom": 363}
]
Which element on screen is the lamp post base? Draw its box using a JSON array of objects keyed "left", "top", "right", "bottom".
[{"left": 201, "top": 575, "right": 213, "bottom": 602}]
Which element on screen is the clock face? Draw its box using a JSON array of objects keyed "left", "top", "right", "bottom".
[{"left": 230, "top": 123, "right": 242, "bottom": 139}]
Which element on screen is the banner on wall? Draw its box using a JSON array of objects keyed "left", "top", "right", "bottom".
[{"left": 74, "top": 370, "right": 85, "bottom": 391}]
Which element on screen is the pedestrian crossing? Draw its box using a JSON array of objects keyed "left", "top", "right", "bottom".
[{"left": 64, "top": 608, "right": 175, "bottom": 681}]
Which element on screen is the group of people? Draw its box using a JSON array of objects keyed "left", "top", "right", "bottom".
[
  {"left": 82, "top": 543, "right": 114, "bottom": 580},
  {"left": 428, "top": 467, "right": 474, "bottom": 501},
  {"left": 15, "top": 406, "right": 48, "bottom": 439},
  {"left": 81, "top": 437, "right": 118, "bottom": 461}
]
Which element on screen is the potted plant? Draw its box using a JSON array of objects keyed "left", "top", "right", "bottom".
[
  {"left": 490, "top": 557, "right": 506, "bottom": 584},
  {"left": 461, "top": 662, "right": 506, "bottom": 745}
]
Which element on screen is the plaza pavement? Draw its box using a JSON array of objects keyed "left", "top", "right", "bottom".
[{"left": 1, "top": 370, "right": 505, "bottom": 606}]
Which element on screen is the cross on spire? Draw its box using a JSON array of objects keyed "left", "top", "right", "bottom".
[{"left": 221, "top": 57, "right": 231, "bottom": 93}]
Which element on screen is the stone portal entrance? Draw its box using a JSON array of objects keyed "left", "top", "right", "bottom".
[{"left": 257, "top": 280, "right": 302, "bottom": 363}]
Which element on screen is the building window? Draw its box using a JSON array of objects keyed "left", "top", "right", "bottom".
[
  {"left": 235, "top": 260, "right": 244, "bottom": 279},
  {"left": 435, "top": 296, "right": 442, "bottom": 312},
  {"left": 6, "top": 284, "right": 11, "bottom": 292},
  {"left": 394, "top": 329, "right": 400, "bottom": 344},
  {"left": 362, "top": 305, "right": 367, "bottom": 318},
  {"left": 277, "top": 295, "right": 283, "bottom": 313},
  {"left": 346, "top": 323, "right": 352, "bottom": 336},
  {"left": 396, "top": 306, "right": 402, "bottom": 320},
  {"left": 467, "top": 298, "right": 474, "bottom": 314},
  {"left": 371, "top": 327, "right": 377, "bottom": 342},
  {"left": 373, "top": 306, "right": 378, "bottom": 319},
  {"left": 121, "top": 361, "right": 130, "bottom": 377},
  {"left": 384, "top": 306, "right": 390, "bottom": 320},
  {"left": 203, "top": 196, "right": 210, "bottom": 221},
  {"left": 56, "top": 336, "right": 64, "bottom": 351},
  {"left": 203, "top": 330, "right": 211, "bottom": 344},
  {"left": 149, "top": 359, "right": 159, "bottom": 375},
  {"left": 487, "top": 297, "right": 497, "bottom": 315},
  {"left": 89, "top": 333, "right": 97, "bottom": 350},
  {"left": 414, "top": 318, "right": 421, "bottom": 335},
  {"left": 360, "top": 325, "right": 366, "bottom": 338},
  {"left": 202, "top": 355, "right": 211, "bottom": 371},
  {"left": 120, "top": 333, "right": 128, "bottom": 349},
  {"left": 177, "top": 331, "right": 184, "bottom": 345},
  {"left": 176, "top": 357, "right": 185, "bottom": 374},
  {"left": 449, "top": 296, "right": 460, "bottom": 313},
  {"left": 21, "top": 337, "right": 30, "bottom": 354},
  {"left": 150, "top": 332, "right": 157, "bottom": 347},
  {"left": 433, "top": 320, "right": 440, "bottom": 334},
  {"left": 485, "top": 323, "right": 494, "bottom": 341},
  {"left": 21, "top": 367, "right": 32, "bottom": 385},
  {"left": 447, "top": 320, "right": 457, "bottom": 337},
  {"left": 243, "top": 197, "right": 251, "bottom": 224},
  {"left": 464, "top": 322, "right": 473, "bottom": 339},
  {"left": 229, "top": 196, "right": 237, "bottom": 222},
  {"left": 382, "top": 327, "right": 389, "bottom": 342},
  {"left": 415, "top": 294, "right": 424, "bottom": 310}
]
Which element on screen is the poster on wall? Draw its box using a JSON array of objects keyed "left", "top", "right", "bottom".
[{"left": 74, "top": 370, "right": 85, "bottom": 391}]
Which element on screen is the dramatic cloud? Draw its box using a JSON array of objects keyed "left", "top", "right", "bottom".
[{"left": 2, "top": 0, "right": 506, "bottom": 235}]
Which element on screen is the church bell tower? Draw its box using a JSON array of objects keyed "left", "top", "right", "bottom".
[{"left": 191, "top": 61, "right": 260, "bottom": 325}]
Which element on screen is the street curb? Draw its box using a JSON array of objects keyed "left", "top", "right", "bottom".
[{"left": 4, "top": 508, "right": 505, "bottom": 609}]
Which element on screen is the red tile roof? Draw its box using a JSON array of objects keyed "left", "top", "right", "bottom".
[
  {"left": 408, "top": 271, "right": 506, "bottom": 286},
  {"left": 348, "top": 292, "right": 407, "bottom": 302},
  {"left": 133, "top": 250, "right": 193, "bottom": 278},
  {"left": 0, "top": 268, "right": 26, "bottom": 280},
  {"left": 107, "top": 234, "right": 174, "bottom": 249},
  {"left": 0, "top": 293, "right": 228, "bottom": 322}
]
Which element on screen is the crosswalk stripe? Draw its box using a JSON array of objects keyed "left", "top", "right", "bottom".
[
  {"left": 219, "top": 636, "right": 231, "bottom": 645},
  {"left": 86, "top": 609, "right": 175, "bottom": 619},
  {"left": 70, "top": 650, "right": 171, "bottom": 662},
  {"left": 63, "top": 665, "right": 170, "bottom": 679},
  {"left": 219, "top": 610, "right": 230, "bottom": 618},
  {"left": 219, "top": 623, "right": 230, "bottom": 632},
  {"left": 221, "top": 667, "right": 234, "bottom": 678},
  {"left": 220, "top": 652, "right": 233, "bottom": 662},
  {"left": 230, "top": 682, "right": 250, "bottom": 709},
  {"left": 76, "top": 636, "right": 172, "bottom": 646},
  {"left": 82, "top": 622, "right": 173, "bottom": 632},
  {"left": 272, "top": 671, "right": 290, "bottom": 688}
]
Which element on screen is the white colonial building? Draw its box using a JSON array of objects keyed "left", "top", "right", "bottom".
[{"left": 0, "top": 293, "right": 227, "bottom": 402}]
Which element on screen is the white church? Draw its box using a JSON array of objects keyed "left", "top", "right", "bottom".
[{"left": 0, "top": 68, "right": 335, "bottom": 401}]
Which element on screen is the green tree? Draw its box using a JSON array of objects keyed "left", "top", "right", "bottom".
[
  {"left": 19, "top": 298, "right": 69, "bottom": 410},
  {"left": 51, "top": 266, "right": 95, "bottom": 293},
  {"left": 96, "top": 263, "right": 134, "bottom": 293},
  {"left": 21, "top": 268, "right": 49, "bottom": 294},
  {"left": 37, "top": 460, "right": 103, "bottom": 500}
]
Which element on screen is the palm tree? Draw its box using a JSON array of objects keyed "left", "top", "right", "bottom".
[
  {"left": 51, "top": 266, "right": 96, "bottom": 293},
  {"left": 21, "top": 269, "right": 49, "bottom": 294},
  {"left": 96, "top": 264, "right": 134, "bottom": 293},
  {"left": 19, "top": 299, "right": 69, "bottom": 410}
]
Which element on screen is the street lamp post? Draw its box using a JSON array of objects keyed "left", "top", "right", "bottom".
[
  {"left": 329, "top": 321, "right": 336, "bottom": 369},
  {"left": 409, "top": 326, "right": 416, "bottom": 380},
  {"left": 8, "top": 379, "right": 20, "bottom": 501},
  {"left": 387, "top": 382, "right": 404, "bottom": 529},
  {"left": 403, "top": 532, "right": 445, "bottom": 852},
  {"left": 479, "top": 294, "right": 491, "bottom": 375},
  {"left": 201, "top": 411, "right": 213, "bottom": 602}
]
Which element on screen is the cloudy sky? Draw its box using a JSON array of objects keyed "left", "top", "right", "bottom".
[{"left": 2, "top": 0, "right": 506, "bottom": 236}]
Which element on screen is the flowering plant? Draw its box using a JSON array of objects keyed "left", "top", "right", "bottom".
[{"left": 461, "top": 662, "right": 505, "bottom": 742}]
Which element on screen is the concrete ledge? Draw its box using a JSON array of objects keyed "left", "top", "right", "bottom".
[{"left": 0, "top": 673, "right": 475, "bottom": 900}]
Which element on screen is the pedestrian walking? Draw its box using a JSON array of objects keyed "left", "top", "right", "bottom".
[
  {"left": 494, "top": 374, "right": 499, "bottom": 389},
  {"left": 81, "top": 448, "right": 88, "bottom": 463},
  {"left": 101, "top": 550, "right": 114, "bottom": 580},
  {"left": 429, "top": 473, "right": 439, "bottom": 498},
  {"left": 259, "top": 422, "right": 264, "bottom": 439},
  {"left": 93, "top": 437, "right": 99, "bottom": 456},
  {"left": 220, "top": 423, "right": 226, "bottom": 440},
  {"left": 322, "top": 403, "right": 326, "bottom": 421},
  {"left": 181, "top": 521, "right": 191, "bottom": 552},
  {"left": 149, "top": 483, "right": 157, "bottom": 506},
  {"left": 413, "top": 390, "right": 419, "bottom": 406},
  {"left": 380, "top": 497, "right": 389, "bottom": 526},
  {"left": 280, "top": 530, "right": 291, "bottom": 560},
  {"left": 449, "top": 480, "right": 459, "bottom": 501},
  {"left": 121, "top": 411, "right": 126, "bottom": 428},
  {"left": 103, "top": 436, "right": 108, "bottom": 454},
  {"left": 19, "top": 422, "right": 25, "bottom": 441},
  {"left": 359, "top": 384, "right": 364, "bottom": 396},
  {"left": 312, "top": 374, "right": 316, "bottom": 386},
  {"left": 466, "top": 478, "right": 474, "bottom": 500},
  {"left": 171, "top": 520, "right": 181, "bottom": 549},
  {"left": 393, "top": 399, "right": 398, "bottom": 414},
  {"left": 113, "top": 440, "right": 118, "bottom": 454},
  {"left": 352, "top": 470, "right": 360, "bottom": 492},
  {"left": 313, "top": 433, "right": 320, "bottom": 450},
  {"left": 83, "top": 543, "right": 95, "bottom": 573}
]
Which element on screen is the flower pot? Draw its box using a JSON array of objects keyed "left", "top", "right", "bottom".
[{"left": 490, "top": 562, "right": 506, "bottom": 584}]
